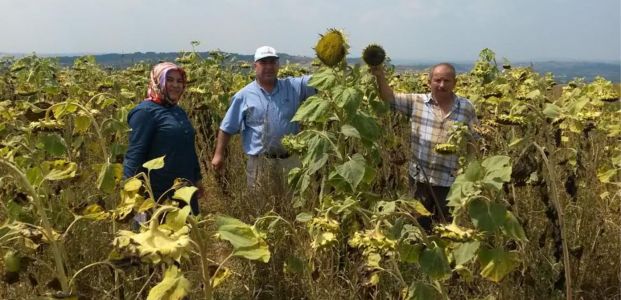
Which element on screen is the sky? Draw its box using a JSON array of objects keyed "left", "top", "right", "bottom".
[{"left": 1, "top": 0, "right": 620, "bottom": 63}]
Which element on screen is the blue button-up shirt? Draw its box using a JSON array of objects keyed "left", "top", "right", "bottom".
[
  {"left": 219, "top": 76, "right": 316, "bottom": 155},
  {"left": 123, "top": 100, "right": 201, "bottom": 199}
]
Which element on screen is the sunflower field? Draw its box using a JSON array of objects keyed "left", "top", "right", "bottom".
[{"left": 0, "top": 30, "right": 619, "bottom": 300}]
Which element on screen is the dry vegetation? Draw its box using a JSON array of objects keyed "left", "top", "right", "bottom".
[{"left": 0, "top": 47, "right": 619, "bottom": 300}]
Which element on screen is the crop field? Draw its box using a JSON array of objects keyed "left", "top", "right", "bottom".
[{"left": 0, "top": 33, "right": 620, "bottom": 300}]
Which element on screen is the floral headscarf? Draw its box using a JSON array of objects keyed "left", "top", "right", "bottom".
[{"left": 147, "top": 62, "right": 187, "bottom": 105}]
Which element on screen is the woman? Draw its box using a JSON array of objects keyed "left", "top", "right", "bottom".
[{"left": 123, "top": 62, "right": 202, "bottom": 214}]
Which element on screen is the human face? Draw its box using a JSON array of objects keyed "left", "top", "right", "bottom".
[
  {"left": 165, "top": 70, "right": 185, "bottom": 103},
  {"left": 428, "top": 65, "right": 456, "bottom": 102},
  {"left": 254, "top": 57, "right": 279, "bottom": 84}
]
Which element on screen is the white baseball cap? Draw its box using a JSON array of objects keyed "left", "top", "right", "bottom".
[{"left": 254, "top": 46, "right": 279, "bottom": 62}]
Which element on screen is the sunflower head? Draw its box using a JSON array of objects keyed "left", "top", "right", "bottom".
[
  {"left": 433, "top": 143, "right": 459, "bottom": 155},
  {"left": 362, "top": 44, "right": 386, "bottom": 67},
  {"left": 3, "top": 251, "right": 21, "bottom": 273},
  {"left": 495, "top": 114, "right": 527, "bottom": 126},
  {"left": 600, "top": 96, "right": 620, "bottom": 103},
  {"left": 311, "top": 58, "right": 322, "bottom": 67},
  {"left": 314, "top": 29, "right": 348, "bottom": 67}
]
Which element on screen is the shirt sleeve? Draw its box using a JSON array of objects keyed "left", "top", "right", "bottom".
[
  {"left": 391, "top": 93, "right": 415, "bottom": 115},
  {"left": 299, "top": 75, "right": 317, "bottom": 100},
  {"left": 219, "top": 93, "right": 245, "bottom": 135},
  {"left": 467, "top": 102, "right": 481, "bottom": 140},
  {"left": 123, "top": 106, "right": 156, "bottom": 179}
]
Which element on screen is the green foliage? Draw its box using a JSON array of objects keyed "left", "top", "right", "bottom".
[
  {"left": 143, "top": 155, "right": 166, "bottom": 171},
  {"left": 0, "top": 46, "right": 618, "bottom": 299},
  {"left": 478, "top": 248, "right": 520, "bottom": 282},
  {"left": 404, "top": 282, "right": 443, "bottom": 300},
  {"left": 38, "top": 134, "right": 67, "bottom": 156},
  {"left": 96, "top": 162, "right": 122, "bottom": 193},
  {"left": 468, "top": 199, "right": 507, "bottom": 233},
  {"left": 420, "top": 243, "right": 451, "bottom": 280},
  {"left": 292, "top": 95, "right": 330, "bottom": 122},
  {"left": 453, "top": 241, "right": 480, "bottom": 266},
  {"left": 215, "top": 216, "right": 271, "bottom": 263},
  {"left": 172, "top": 186, "right": 198, "bottom": 205},
  {"left": 147, "top": 265, "right": 191, "bottom": 300},
  {"left": 113, "top": 206, "right": 192, "bottom": 265},
  {"left": 447, "top": 155, "right": 512, "bottom": 209},
  {"left": 331, "top": 153, "right": 368, "bottom": 192}
]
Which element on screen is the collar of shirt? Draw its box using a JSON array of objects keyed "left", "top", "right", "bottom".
[
  {"left": 425, "top": 93, "right": 459, "bottom": 110},
  {"left": 253, "top": 80, "right": 280, "bottom": 96}
]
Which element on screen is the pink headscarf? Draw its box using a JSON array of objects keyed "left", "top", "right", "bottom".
[{"left": 147, "top": 62, "right": 187, "bottom": 105}]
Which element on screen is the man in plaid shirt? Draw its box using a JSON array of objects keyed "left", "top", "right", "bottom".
[{"left": 370, "top": 63, "right": 478, "bottom": 230}]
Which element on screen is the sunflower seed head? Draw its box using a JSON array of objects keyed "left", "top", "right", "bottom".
[
  {"left": 315, "top": 29, "right": 348, "bottom": 67},
  {"left": 362, "top": 44, "right": 386, "bottom": 67}
]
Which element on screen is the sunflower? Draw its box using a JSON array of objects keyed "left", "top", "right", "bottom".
[
  {"left": 362, "top": 44, "right": 386, "bottom": 67},
  {"left": 434, "top": 143, "right": 459, "bottom": 154},
  {"left": 495, "top": 114, "right": 527, "bottom": 126},
  {"left": 315, "top": 28, "right": 348, "bottom": 67}
]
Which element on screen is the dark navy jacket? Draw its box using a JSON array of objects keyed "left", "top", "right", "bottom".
[{"left": 123, "top": 100, "right": 201, "bottom": 202}]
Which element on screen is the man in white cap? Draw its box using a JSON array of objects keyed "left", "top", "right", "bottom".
[{"left": 211, "top": 46, "right": 316, "bottom": 201}]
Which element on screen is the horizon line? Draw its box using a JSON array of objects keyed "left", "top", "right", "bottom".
[{"left": 1, "top": 51, "right": 619, "bottom": 64}]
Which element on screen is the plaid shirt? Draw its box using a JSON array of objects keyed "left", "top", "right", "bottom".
[{"left": 391, "top": 93, "right": 478, "bottom": 187}]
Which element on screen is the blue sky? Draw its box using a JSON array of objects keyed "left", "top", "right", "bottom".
[{"left": 1, "top": 0, "right": 619, "bottom": 62}]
